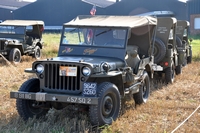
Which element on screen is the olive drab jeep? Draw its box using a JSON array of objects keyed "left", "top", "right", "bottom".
[
  {"left": 151, "top": 17, "right": 183, "bottom": 83},
  {"left": 10, "top": 15, "right": 158, "bottom": 126},
  {"left": 0, "top": 20, "right": 44, "bottom": 63},
  {"left": 176, "top": 20, "right": 192, "bottom": 65}
]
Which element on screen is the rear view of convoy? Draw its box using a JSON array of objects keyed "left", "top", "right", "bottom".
[
  {"left": 152, "top": 17, "right": 192, "bottom": 83},
  {"left": 10, "top": 15, "right": 192, "bottom": 126}
]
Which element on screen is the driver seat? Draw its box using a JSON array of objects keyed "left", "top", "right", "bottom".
[
  {"left": 26, "top": 36, "right": 33, "bottom": 45},
  {"left": 125, "top": 45, "right": 140, "bottom": 73}
]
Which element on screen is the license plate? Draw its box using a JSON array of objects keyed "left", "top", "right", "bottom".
[
  {"left": 59, "top": 66, "right": 77, "bottom": 76},
  {"left": 66, "top": 96, "right": 92, "bottom": 104}
]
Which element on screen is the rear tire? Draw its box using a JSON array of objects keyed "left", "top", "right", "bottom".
[
  {"left": 151, "top": 38, "right": 166, "bottom": 63},
  {"left": 9, "top": 48, "right": 21, "bottom": 64},
  {"left": 89, "top": 82, "right": 121, "bottom": 126},
  {"left": 32, "top": 46, "right": 41, "bottom": 59},
  {"left": 133, "top": 71, "right": 150, "bottom": 104},
  {"left": 16, "top": 78, "right": 49, "bottom": 120},
  {"left": 165, "top": 61, "right": 175, "bottom": 84},
  {"left": 187, "top": 47, "right": 192, "bottom": 64},
  {"left": 175, "top": 64, "right": 182, "bottom": 75}
]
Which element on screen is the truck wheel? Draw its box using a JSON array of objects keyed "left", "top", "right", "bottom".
[
  {"left": 176, "top": 36, "right": 182, "bottom": 47},
  {"left": 165, "top": 61, "right": 175, "bottom": 84},
  {"left": 151, "top": 38, "right": 166, "bottom": 63},
  {"left": 89, "top": 82, "right": 121, "bottom": 126},
  {"left": 187, "top": 47, "right": 192, "bottom": 64},
  {"left": 16, "top": 78, "right": 49, "bottom": 120},
  {"left": 9, "top": 48, "right": 21, "bottom": 64},
  {"left": 175, "top": 64, "right": 182, "bottom": 75},
  {"left": 33, "top": 46, "right": 41, "bottom": 59},
  {"left": 133, "top": 71, "right": 150, "bottom": 105}
]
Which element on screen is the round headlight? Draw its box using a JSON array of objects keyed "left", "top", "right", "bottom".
[
  {"left": 82, "top": 67, "right": 91, "bottom": 76},
  {"left": 36, "top": 64, "right": 44, "bottom": 73}
]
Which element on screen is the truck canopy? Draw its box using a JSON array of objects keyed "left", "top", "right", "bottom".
[
  {"left": 64, "top": 15, "right": 157, "bottom": 28},
  {"left": 0, "top": 20, "right": 44, "bottom": 26}
]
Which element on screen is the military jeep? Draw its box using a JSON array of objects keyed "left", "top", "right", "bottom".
[
  {"left": 10, "top": 15, "right": 158, "bottom": 126},
  {"left": 176, "top": 20, "right": 192, "bottom": 65},
  {"left": 152, "top": 17, "right": 183, "bottom": 83},
  {"left": 0, "top": 20, "right": 44, "bottom": 63}
]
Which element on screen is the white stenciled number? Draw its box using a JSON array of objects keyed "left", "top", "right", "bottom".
[
  {"left": 87, "top": 98, "right": 91, "bottom": 104},
  {"left": 71, "top": 97, "right": 77, "bottom": 102},
  {"left": 83, "top": 83, "right": 97, "bottom": 95}
]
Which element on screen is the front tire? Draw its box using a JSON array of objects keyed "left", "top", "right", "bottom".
[
  {"left": 133, "top": 71, "right": 150, "bottom": 104},
  {"left": 16, "top": 78, "right": 49, "bottom": 120},
  {"left": 89, "top": 82, "right": 121, "bottom": 126},
  {"left": 9, "top": 48, "right": 21, "bottom": 64}
]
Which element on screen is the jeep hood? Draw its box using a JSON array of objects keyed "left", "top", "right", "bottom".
[{"left": 43, "top": 56, "right": 125, "bottom": 72}]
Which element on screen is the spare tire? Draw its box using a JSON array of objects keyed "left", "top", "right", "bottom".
[
  {"left": 150, "top": 38, "right": 166, "bottom": 64},
  {"left": 176, "top": 36, "right": 182, "bottom": 47}
]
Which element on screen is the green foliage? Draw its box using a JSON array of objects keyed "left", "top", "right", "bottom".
[{"left": 190, "top": 35, "right": 200, "bottom": 61}]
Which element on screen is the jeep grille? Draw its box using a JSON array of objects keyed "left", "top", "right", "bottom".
[
  {"left": 43, "top": 63, "right": 81, "bottom": 94},
  {"left": 0, "top": 41, "right": 5, "bottom": 50}
]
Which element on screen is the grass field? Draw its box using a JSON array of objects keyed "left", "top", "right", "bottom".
[{"left": 0, "top": 33, "right": 199, "bottom": 133}]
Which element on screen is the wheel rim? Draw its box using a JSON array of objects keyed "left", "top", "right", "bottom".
[
  {"left": 27, "top": 100, "right": 44, "bottom": 115},
  {"left": 102, "top": 95, "right": 114, "bottom": 118},
  {"left": 14, "top": 51, "right": 20, "bottom": 62},
  {"left": 142, "top": 85, "right": 147, "bottom": 98},
  {"left": 142, "top": 79, "right": 149, "bottom": 99}
]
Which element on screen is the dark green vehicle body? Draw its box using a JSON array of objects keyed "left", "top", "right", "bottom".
[
  {"left": 10, "top": 15, "right": 158, "bottom": 126},
  {"left": 152, "top": 17, "right": 184, "bottom": 83},
  {"left": 176, "top": 20, "right": 192, "bottom": 64}
]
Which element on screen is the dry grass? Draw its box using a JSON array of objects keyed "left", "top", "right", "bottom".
[
  {"left": 0, "top": 57, "right": 199, "bottom": 133},
  {"left": 0, "top": 34, "right": 199, "bottom": 132}
]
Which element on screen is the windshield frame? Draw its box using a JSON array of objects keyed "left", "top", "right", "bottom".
[{"left": 60, "top": 26, "right": 127, "bottom": 49}]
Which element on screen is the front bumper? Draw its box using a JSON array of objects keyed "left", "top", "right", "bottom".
[
  {"left": 10, "top": 91, "right": 98, "bottom": 105},
  {"left": 0, "top": 51, "right": 8, "bottom": 55}
]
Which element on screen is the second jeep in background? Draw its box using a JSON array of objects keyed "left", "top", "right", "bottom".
[{"left": 0, "top": 20, "right": 44, "bottom": 63}]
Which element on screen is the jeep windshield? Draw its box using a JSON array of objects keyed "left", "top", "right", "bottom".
[
  {"left": 0, "top": 26, "right": 25, "bottom": 34},
  {"left": 61, "top": 27, "right": 127, "bottom": 48}
]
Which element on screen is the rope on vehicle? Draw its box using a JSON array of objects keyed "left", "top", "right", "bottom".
[{"left": 171, "top": 104, "right": 200, "bottom": 133}]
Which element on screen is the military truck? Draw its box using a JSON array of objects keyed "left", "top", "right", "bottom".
[
  {"left": 0, "top": 20, "right": 44, "bottom": 63},
  {"left": 10, "top": 15, "right": 159, "bottom": 126},
  {"left": 151, "top": 17, "right": 184, "bottom": 83},
  {"left": 176, "top": 20, "right": 192, "bottom": 65}
]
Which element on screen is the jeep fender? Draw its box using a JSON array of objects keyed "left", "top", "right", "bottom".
[
  {"left": 91, "top": 71, "right": 125, "bottom": 96},
  {"left": 36, "top": 42, "right": 42, "bottom": 49},
  {"left": 7, "top": 45, "right": 24, "bottom": 55}
]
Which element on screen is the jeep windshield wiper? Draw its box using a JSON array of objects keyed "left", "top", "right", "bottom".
[{"left": 96, "top": 29, "right": 111, "bottom": 37}]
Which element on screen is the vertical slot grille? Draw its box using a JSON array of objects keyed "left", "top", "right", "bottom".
[
  {"left": 44, "top": 63, "right": 81, "bottom": 93},
  {"left": 0, "top": 41, "right": 5, "bottom": 50}
]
